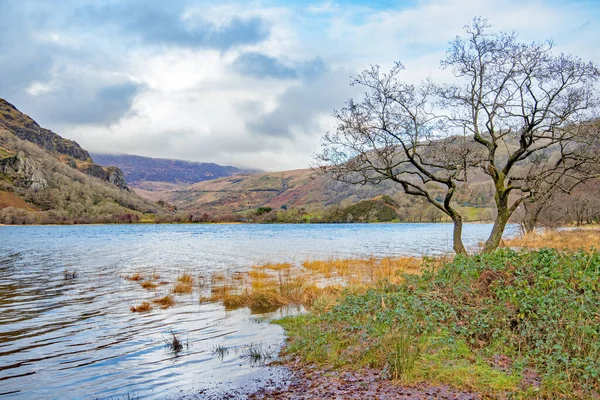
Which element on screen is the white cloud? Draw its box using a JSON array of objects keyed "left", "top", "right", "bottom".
[
  {"left": 9, "top": 0, "right": 600, "bottom": 171},
  {"left": 26, "top": 81, "right": 56, "bottom": 96}
]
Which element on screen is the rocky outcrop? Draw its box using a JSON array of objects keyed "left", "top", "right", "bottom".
[
  {"left": 80, "top": 164, "right": 129, "bottom": 190},
  {"left": 0, "top": 151, "right": 48, "bottom": 191},
  {"left": 105, "top": 167, "right": 128, "bottom": 190},
  {"left": 0, "top": 99, "right": 90, "bottom": 161}
]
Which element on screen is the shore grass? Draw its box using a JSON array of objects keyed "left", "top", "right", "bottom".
[
  {"left": 276, "top": 249, "right": 600, "bottom": 398},
  {"left": 504, "top": 228, "right": 600, "bottom": 251}
]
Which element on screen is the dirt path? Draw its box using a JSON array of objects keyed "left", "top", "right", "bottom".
[{"left": 248, "top": 358, "right": 483, "bottom": 400}]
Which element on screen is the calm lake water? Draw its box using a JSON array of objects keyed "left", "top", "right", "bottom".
[{"left": 0, "top": 223, "right": 516, "bottom": 399}]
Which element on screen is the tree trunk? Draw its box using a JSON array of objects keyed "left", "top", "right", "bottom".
[
  {"left": 451, "top": 214, "right": 467, "bottom": 254},
  {"left": 483, "top": 205, "right": 510, "bottom": 253}
]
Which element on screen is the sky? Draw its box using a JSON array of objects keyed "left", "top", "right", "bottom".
[{"left": 1, "top": 0, "right": 599, "bottom": 171}]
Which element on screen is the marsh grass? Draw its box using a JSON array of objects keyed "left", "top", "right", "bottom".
[
  {"left": 384, "top": 324, "right": 424, "bottom": 380},
  {"left": 152, "top": 295, "right": 175, "bottom": 309},
  {"left": 124, "top": 273, "right": 144, "bottom": 282},
  {"left": 141, "top": 281, "right": 157, "bottom": 290},
  {"left": 130, "top": 301, "right": 152, "bottom": 313},
  {"left": 164, "top": 332, "right": 186, "bottom": 353},
  {"left": 241, "top": 343, "right": 274, "bottom": 366},
  {"left": 212, "top": 344, "right": 229, "bottom": 361},
  {"left": 504, "top": 229, "right": 600, "bottom": 251},
  {"left": 172, "top": 272, "right": 194, "bottom": 294},
  {"left": 202, "top": 257, "right": 424, "bottom": 312}
]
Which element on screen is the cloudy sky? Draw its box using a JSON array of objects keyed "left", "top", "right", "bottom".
[{"left": 1, "top": 0, "right": 599, "bottom": 170}]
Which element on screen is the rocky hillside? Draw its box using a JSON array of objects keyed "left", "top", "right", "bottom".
[
  {"left": 0, "top": 129, "right": 163, "bottom": 224},
  {"left": 91, "top": 153, "right": 253, "bottom": 185},
  {"left": 0, "top": 98, "right": 127, "bottom": 189},
  {"left": 0, "top": 98, "right": 167, "bottom": 224}
]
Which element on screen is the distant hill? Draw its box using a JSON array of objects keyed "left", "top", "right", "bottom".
[
  {"left": 91, "top": 153, "right": 255, "bottom": 185},
  {"left": 140, "top": 168, "right": 496, "bottom": 222}
]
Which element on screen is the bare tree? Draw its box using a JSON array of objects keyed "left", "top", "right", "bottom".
[
  {"left": 316, "top": 17, "right": 600, "bottom": 254},
  {"left": 316, "top": 64, "right": 483, "bottom": 254},
  {"left": 441, "top": 18, "right": 600, "bottom": 252}
]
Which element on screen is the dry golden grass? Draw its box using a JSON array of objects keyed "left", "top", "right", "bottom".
[
  {"left": 141, "top": 281, "right": 158, "bottom": 290},
  {"left": 172, "top": 272, "right": 194, "bottom": 294},
  {"left": 124, "top": 273, "right": 144, "bottom": 281},
  {"left": 130, "top": 302, "right": 153, "bottom": 313},
  {"left": 302, "top": 256, "right": 421, "bottom": 284},
  {"left": 153, "top": 295, "right": 176, "bottom": 309},
  {"left": 202, "top": 256, "right": 423, "bottom": 312},
  {"left": 177, "top": 272, "right": 194, "bottom": 284},
  {"left": 258, "top": 262, "right": 292, "bottom": 271},
  {"left": 504, "top": 229, "right": 600, "bottom": 251}
]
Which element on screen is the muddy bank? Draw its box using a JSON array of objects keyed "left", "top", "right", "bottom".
[{"left": 247, "top": 358, "right": 482, "bottom": 400}]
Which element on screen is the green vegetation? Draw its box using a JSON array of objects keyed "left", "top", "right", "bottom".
[{"left": 277, "top": 249, "right": 600, "bottom": 398}]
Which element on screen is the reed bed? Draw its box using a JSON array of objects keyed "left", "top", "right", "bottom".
[{"left": 201, "top": 257, "right": 424, "bottom": 312}]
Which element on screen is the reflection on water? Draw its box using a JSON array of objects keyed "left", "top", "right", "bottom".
[{"left": 0, "top": 223, "right": 514, "bottom": 399}]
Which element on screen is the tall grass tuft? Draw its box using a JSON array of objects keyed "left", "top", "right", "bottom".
[{"left": 172, "top": 272, "right": 194, "bottom": 294}]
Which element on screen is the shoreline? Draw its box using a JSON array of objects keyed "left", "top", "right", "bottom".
[
  {"left": 247, "top": 358, "right": 484, "bottom": 400},
  {"left": 0, "top": 220, "right": 498, "bottom": 227}
]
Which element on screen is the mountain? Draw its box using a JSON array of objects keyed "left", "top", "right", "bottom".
[
  {"left": 0, "top": 99, "right": 165, "bottom": 224},
  {"left": 90, "top": 153, "right": 255, "bottom": 185}
]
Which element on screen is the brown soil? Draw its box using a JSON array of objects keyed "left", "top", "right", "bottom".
[{"left": 248, "top": 358, "right": 483, "bottom": 400}]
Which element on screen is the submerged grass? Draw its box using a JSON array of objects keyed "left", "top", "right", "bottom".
[
  {"left": 153, "top": 295, "right": 175, "bottom": 309},
  {"left": 141, "top": 281, "right": 157, "bottom": 290},
  {"left": 130, "top": 301, "right": 152, "bottom": 313},
  {"left": 277, "top": 249, "right": 600, "bottom": 398}
]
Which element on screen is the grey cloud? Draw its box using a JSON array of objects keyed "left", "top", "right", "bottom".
[
  {"left": 77, "top": 1, "right": 269, "bottom": 50},
  {"left": 247, "top": 65, "right": 357, "bottom": 138},
  {"left": 232, "top": 53, "right": 298, "bottom": 79},
  {"left": 231, "top": 53, "right": 327, "bottom": 80}
]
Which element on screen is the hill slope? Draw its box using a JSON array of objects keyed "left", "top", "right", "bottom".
[{"left": 91, "top": 153, "right": 253, "bottom": 185}]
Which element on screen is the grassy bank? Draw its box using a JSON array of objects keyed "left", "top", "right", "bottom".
[{"left": 276, "top": 249, "right": 600, "bottom": 398}]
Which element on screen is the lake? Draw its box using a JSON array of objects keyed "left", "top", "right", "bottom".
[{"left": 0, "top": 223, "right": 516, "bottom": 399}]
